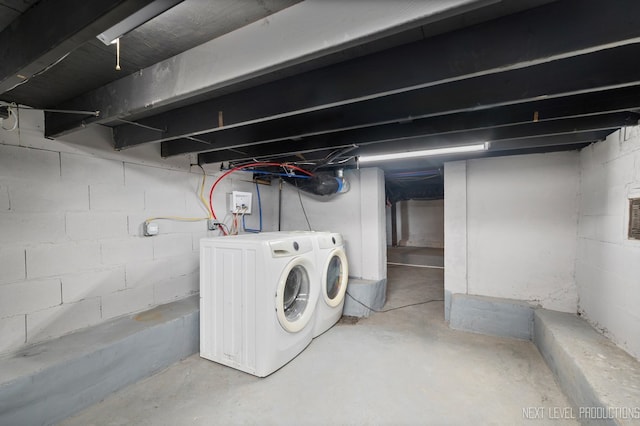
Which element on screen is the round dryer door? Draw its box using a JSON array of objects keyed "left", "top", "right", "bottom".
[
  {"left": 276, "top": 258, "right": 316, "bottom": 333},
  {"left": 323, "top": 249, "right": 348, "bottom": 307}
]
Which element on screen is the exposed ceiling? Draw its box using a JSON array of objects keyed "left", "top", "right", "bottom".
[
  {"left": 1, "top": 0, "right": 639, "bottom": 201},
  {"left": 0, "top": 0, "right": 301, "bottom": 105}
]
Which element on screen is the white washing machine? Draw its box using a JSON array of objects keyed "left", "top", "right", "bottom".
[
  {"left": 200, "top": 232, "right": 320, "bottom": 377},
  {"left": 313, "top": 232, "right": 349, "bottom": 338}
]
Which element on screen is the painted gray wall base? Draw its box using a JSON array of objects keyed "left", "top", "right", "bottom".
[
  {"left": 534, "top": 309, "right": 640, "bottom": 426},
  {"left": 343, "top": 278, "right": 387, "bottom": 317},
  {"left": 0, "top": 296, "right": 199, "bottom": 426},
  {"left": 444, "top": 290, "right": 452, "bottom": 322},
  {"left": 449, "top": 294, "right": 534, "bottom": 340}
]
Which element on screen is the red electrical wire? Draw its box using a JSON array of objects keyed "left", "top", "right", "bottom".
[{"left": 208, "top": 162, "right": 314, "bottom": 235}]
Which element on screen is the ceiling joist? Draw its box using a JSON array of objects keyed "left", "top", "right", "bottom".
[
  {"left": 196, "top": 113, "right": 631, "bottom": 165},
  {"left": 44, "top": 0, "right": 489, "bottom": 138},
  {"left": 194, "top": 112, "right": 638, "bottom": 165},
  {"left": 46, "top": 0, "right": 640, "bottom": 142},
  {"left": 164, "top": 42, "right": 640, "bottom": 160},
  {"left": 98, "top": 0, "right": 640, "bottom": 151},
  {"left": 181, "top": 85, "right": 640, "bottom": 162},
  {"left": 0, "top": 0, "right": 633, "bottom": 181}
]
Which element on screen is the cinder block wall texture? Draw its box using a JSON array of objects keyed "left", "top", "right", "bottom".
[
  {"left": 444, "top": 151, "right": 580, "bottom": 315},
  {"left": 396, "top": 199, "right": 444, "bottom": 248},
  {"left": 0, "top": 109, "right": 262, "bottom": 355},
  {"left": 576, "top": 127, "right": 640, "bottom": 359}
]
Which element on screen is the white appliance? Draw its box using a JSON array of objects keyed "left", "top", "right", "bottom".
[
  {"left": 312, "top": 232, "right": 349, "bottom": 338},
  {"left": 200, "top": 232, "right": 320, "bottom": 377}
]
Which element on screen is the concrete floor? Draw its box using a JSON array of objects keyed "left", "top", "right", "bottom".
[
  {"left": 387, "top": 246, "right": 444, "bottom": 268},
  {"left": 61, "top": 249, "right": 575, "bottom": 425}
]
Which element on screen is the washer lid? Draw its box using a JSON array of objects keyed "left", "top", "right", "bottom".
[
  {"left": 323, "top": 248, "right": 349, "bottom": 307},
  {"left": 276, "top": 257, "right": 316, "bottom": 333}
]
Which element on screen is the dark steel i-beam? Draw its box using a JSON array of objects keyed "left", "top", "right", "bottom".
[
  {"left": 197, "top": 115, "right": 633, "bottom": 164},
  {"left": 171, "top": 42, "right": 640, "bottom": 159},
  {"left": 356, "top": 113, "right": 636, "bottom": 155},
  {"left": 166, "top": 84, "right": 640, "bottom": 158},
  {"left": 199, "top": 136, "right": 601, "bottom": 169}
]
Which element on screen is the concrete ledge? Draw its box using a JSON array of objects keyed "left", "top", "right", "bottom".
[
  {"left": 449, "top": 294, "right": 534, "bottom": 340},
  {"left": 534, "top": 309, "right": 640, "bottom": 425},
  {"left": 0, "top": 296, "right": 199, "bottom": 426},
  {"left": 444, "top": 289, "right": 453, "bottom": 322},
  {"left": 343, "top": 278, "right": 387, "bottom": 317}
]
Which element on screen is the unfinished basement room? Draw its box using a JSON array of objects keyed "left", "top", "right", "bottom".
[{"left": 1, "top": 0, "right": 639, "bottom": 425}]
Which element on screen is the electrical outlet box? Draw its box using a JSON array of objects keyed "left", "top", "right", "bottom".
[
  {"left": 143, "top": 221, "right": 159, "bottom": 236},
  {"left": 207, "top": 219, "right": 219, "bottom": 231},
  {"left": 229, "top": 191, "right": 252, "bottom": 214}
]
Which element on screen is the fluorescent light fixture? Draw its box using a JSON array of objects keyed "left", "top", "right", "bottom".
[
  {"left": 358, "top": 142, "right": 488, "bottom": 163},
  {"left": 96, "top": 0, "right": 183, "bottom": 45}
]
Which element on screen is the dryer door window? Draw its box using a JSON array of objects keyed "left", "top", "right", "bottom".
[
  {"left": 326, "top": 256, "right": 343, "bottom": 300},
  {"left": 283, "top": 265, "right": 309, "bottom": 321},
  {"left": 323, "top": 249, "right": 349, "bottom": 308},
  {"left": 276, "top": 258, "right": 316, "bottom": 333}
]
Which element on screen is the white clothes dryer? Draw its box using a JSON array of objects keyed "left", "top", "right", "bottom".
[
  {"left": 312, "top": 232, "right": 349, "bottom": 338},
  {"left": 199, "top": 232, "right": 320, "bottom": 377}
]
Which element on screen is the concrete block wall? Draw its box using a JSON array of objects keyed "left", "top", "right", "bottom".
[
  {"left": 443, "top": 161, "right": 467, "bottom": 321},
  {"left": 0, "top": 108, "right": 380, "bottom": 354},
  {"left": 576, "top": 126, "right": 640, "bottom": 359},
  {"left": 280, "top": 168, "right": 362, "bottom": 278},
  {"left": 444, "top": 151, "right": 580, "bottom": 320},
  {"left": 280, "top": 167, "right": 387, "bottom": 281},
  {"left": 0, "top": 109, "right": 276, "bottom": 355},
  {"left": 395, "top": 199, "right": 444, "bottom": 248}
]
